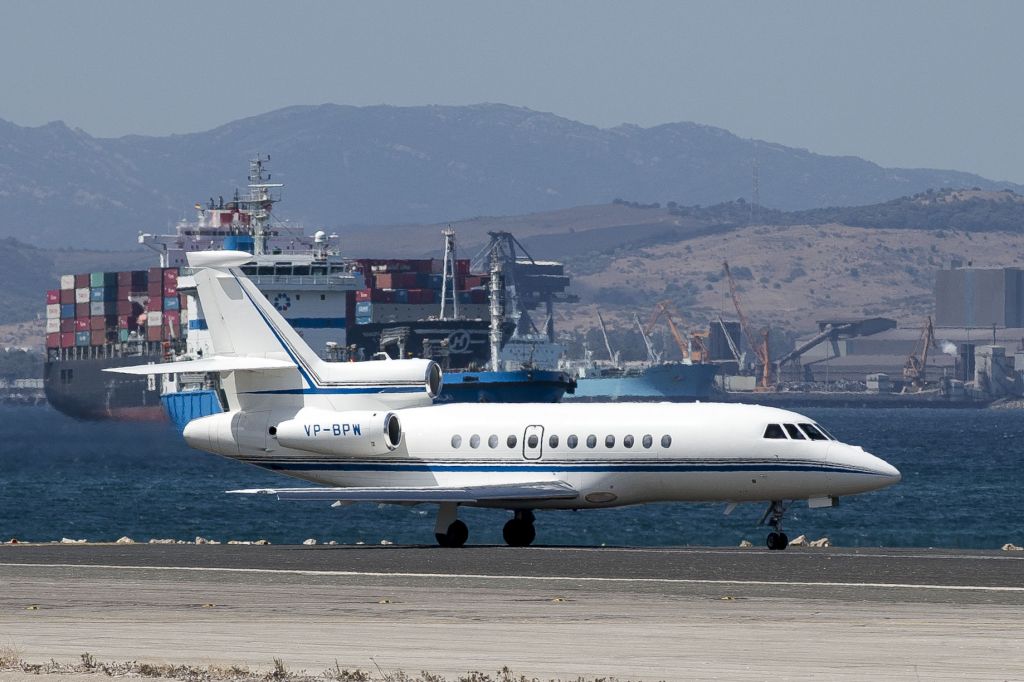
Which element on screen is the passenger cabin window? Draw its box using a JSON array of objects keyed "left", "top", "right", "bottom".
[
  {"left": 549, "top": 434, "right": 559, "bottom": 448},
  {"left": 527, "top": 434, "right": 539, "bottom": 448},
  {"left": 642, "top": 434, "right": 653, "bottom": 448},
  {"left": 586, "top": 435, "right": 597, "bottom": 448},
  {"left": 623, "top": 435, "right": 634, "bottom": 448},
  {"left": 507, "top": 434, "right": 518, "bottom": 448},
  {"left": 488, "top": 434, "right": 499, "bottom": 448},
  {"left": 567, "top": 435, "right": 579, "bottom": 449},
  {"left": 763, "top": 424, "right": 787, "bottom": 439},
  {"left": 783, "top": 424, "right": 806, "bottom": 440},
  {"left": 605, "top": 435, "right": 615, "bottom": 448},
  {"left": 469, "top": 434, "right": 481, "bottom": 448},
  {"left": 451, "top": 435, "right": 462, "bottom": 448},
  {"left": 661, "top": 435, "right": 672, "bottom": 448},
  {"left": 799, "top": 423, "right": 829, "bottom": 441}
]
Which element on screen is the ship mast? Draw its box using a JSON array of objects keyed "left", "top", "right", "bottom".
[
  {"left": 439, "top": 227, "right": 459, "bottom": 321},
  {"left": 244, "top": 156, "right": 283, "bottom": 256}
]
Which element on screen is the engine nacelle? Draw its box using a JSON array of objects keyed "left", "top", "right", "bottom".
[{"left": 273, "top": 408, "right": 402, "bottom": 456}]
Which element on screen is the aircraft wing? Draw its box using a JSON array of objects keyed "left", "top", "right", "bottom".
[
  {"left": 103, "top": 356, "right": 296, "bottom": 375},
  {"left": 227, "top": 480, "right": 579, "bottom": 504}
]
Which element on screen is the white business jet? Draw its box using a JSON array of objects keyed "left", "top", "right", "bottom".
[{"left": 111, "top": 251, "right": 900, "bottom": 550}]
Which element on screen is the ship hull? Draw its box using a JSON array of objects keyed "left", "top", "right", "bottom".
[
  {"left": 568, "top": 363, "right": 718, "bottom": 400},
  {"left": 44, "top": 354, "right": 167, "bottom": 421},
  {"left": 436, "top": 369, "right": 575, "bottom": 404}
]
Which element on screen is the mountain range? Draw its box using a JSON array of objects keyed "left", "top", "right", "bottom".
[{"left": 1, "top": 103, "right": 1019, "bottom": 249}]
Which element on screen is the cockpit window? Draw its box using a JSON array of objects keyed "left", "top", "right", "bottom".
[
  {"left": 783, "top": 424, "right": 806, "bottom": 440},
  {"left": 815, "top": 424, "right": 837, "bottom": 440},
  {"left": 799, "top": 423, "right": 829, "bottom": 441},
  {"left": 763, "top": 424, "right": 787, "bottom": 439}
]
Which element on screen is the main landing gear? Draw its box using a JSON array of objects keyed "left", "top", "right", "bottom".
[
  {"left": 433, "top": 505, "right": 538, "bottom": 548},
  {"left": 760, "top": 500, "right": 790, "bottom": 551},
  {"left": 434, "top": 503, "right": 469, "bottom": 548},
  {"left": 502, "top": 510, "right": 536, "bottom": 547}
]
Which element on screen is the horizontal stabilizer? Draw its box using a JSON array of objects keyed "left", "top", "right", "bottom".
[
  {"left": 227, "top": 480, "right": 579, "bottom": 504},
  {"left": 104, "top": 356, "right": 296, "bottom": 375}
]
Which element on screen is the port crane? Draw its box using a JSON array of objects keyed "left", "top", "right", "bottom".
[
  {"left": 722, "top": 261, "right": 772, "bottom": 389},
  {"left": 903, "top": 316, "right": 936, "bottom": 391},
  {"left": 645, "top": 300, "right": 707, "bottom": 363}
]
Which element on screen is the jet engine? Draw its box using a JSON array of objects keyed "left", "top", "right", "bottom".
[{"left": 272, "top": 407, "right": 402, "bottom": 456}]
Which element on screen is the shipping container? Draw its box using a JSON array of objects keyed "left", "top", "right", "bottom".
[
  {"left": 163, "top": 284, "right": 178, "bottom": 297},
  {"left": 60, "top": 332, "right": 76, "bottom": 348},
  {"left": 149, "top": 266, "right": 163, "bottom": 282},
  {"left": 164, "top": 310, "right": 181, "bottom": 330},
  {"left": 391, "top": 289, "right": 409, "bottom": 304},
  {"left": 75, "top": 288, "right": 90, "bottom": 304},
  {"left": 46, "top": 290, "right": 60, "bottom": 304},
  {"left": 146, "top": 326, "right": 162, "bottom": 341},
  {"left": 147, "top": 310, "right": 163, "bottom": 327},
  {"left": 147, "top": 281, "right": 163, "bottom": 299},
  {"left": 469, "top": 289, "right": 488, "bottom": 304},
  {"left": 90, "top": 301, "right": 116, "bottom": 316},
  {"left": 90, "top": 287, "right": 116, "bottom": 302},
  {"left": 74, "top": 274, "right": 90, "bottom": 288},
  {"left": 163, "top": 296, "right": 180, "bottom": 310},
  {"left": 355, "top": 289, "right": 372, "bottom": 302},
  {"left": 116, "top": 300, "right": 132, "bottom": 315},
  {"left": 46, "top": 332, "right": 60, "bottom": 348},
  {"left": 60, "top": 289, "right": 75, "bottom": 305},
  {"left": 90, "top": 272, "right": 117, "bottom": 288},
  {"left": 118, "top": 329, "right": 130, "bottom": 342},
  {"left": 60, "top": 319, "right": 75, "bottom": 333},
  {"left": 163, "top": 268, "right": 178, "bottom": 283},
  {"left": 46, "top": 303, "right": 60, "bottom": 319},
  {"left": 60, "top": 274, "right": 75, "bottom": 290},
  {"left": 355, "top": 301, "right": 372, "bottom": 316},
  {"left": 75, "top": 303, "right": 90, "bottom": 318},
  {"left": 90, "top": 316, "right": 106, "bottom": 331},
  {"left": 45, "top": 319, "right": 60, "bottom": 334},
  {"left": 60, "top": 304, "right": 76, "bottom": 319},
  {"left": 75, "top": 331, "right": 91, "bottom": 346},
  {"left": 91, "top": 330, "right": 107, "bottom": 345},
  {"left": 74, "top": 318, "right": 89, "bottom": 332}
]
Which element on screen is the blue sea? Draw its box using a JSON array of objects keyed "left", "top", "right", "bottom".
[{"left": 1, "top": 405, "right": 1021, "bottom": 549}]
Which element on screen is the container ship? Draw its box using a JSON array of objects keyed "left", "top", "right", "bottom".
[{"left": 44, "top": 158, "right": 575, "bottom": 422}]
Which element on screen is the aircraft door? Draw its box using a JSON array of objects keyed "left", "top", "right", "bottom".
[{"left": 522, "top": 425, "right": 544, "bottom": 460}]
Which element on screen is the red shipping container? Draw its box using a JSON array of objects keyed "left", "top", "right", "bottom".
[
  {"left": 116, "top": 300, "right": 132, "bottom": 315},
  {"left": 147, "top": 326, "right": 162, "bottom": 341},
  {"left": 355, "top": 289, "right": 373, "bottom": 302},
  {"left": 74, "top": 274, "right": 90, "bottom": 288},
  {"left": 117, "top": 285, "right": 131, "bottom": 300},
  {"left": 60, "top": 318, "right": 75, "bottom": 333},
  {"left": 163, "top": 284, "right": 178, "bottom": 297},
  {"left": 74, "top": 318, "right": 89, "bottom": 332},
  {"left": 149, "top": 266, "right": 163, "bottom": 281},
  {"left": 456, "top": 260, "right": 470, "bottom": 275},
  {"left": 164, "top": 310, "right": 181, "bottom": 330},
  {"left": 60, "top": 332, "right": 76, "bottom": 348},
  {"left": 117, "top": 271, "right": 131, "bottom": 287},
  {"left": 46, "top": 290, "right": 60, "bottom": 304},
  {"left": 46, "top": 333, "right": 60, "bottom": 348},
  {"left": 118, "top": 315, "right": 131, "bottom": 329},
  {"left": 90, "top": 316, "right": 105, "bottom": 331},
  {"left": 59, "top": 289, "right": 75, "bottom": 304},
  {"left": 163, "top": 268, "right": 178, "bottom": 283},
  {"left": 179, "top": 293, "right": 188, "bottom": 308},
  {"left": 91, "top": 330, "right": 107, "bottom": 345},
  {"left": 75, "top": 303, "right": 90, "bottom": 318}
]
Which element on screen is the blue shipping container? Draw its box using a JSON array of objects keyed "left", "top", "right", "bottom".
[
  {"left": 60, "top": 304, "right": 76, "bottom": 319},
  {"left": 163, "top": 296, "right": 180, "bottom": 311},
  {"left": 355, "top": 301, "right": 372, "bottom": 316},
  {"left": 75, "top": 331, "right": 91, "bottom": 346}
]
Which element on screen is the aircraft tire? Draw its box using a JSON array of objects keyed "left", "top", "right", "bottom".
[
  {"left": 766, "top": 531, "right": 789, "bottom": 550},
  {"left": 436, "top": 519, "right": 469, "bottom": 548},
  {"left": 502, "top": 518, "right": 536, "bottom": 547}
]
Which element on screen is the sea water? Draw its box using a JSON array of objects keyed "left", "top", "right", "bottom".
[{"left": 1, "top": 405, "right": 1021, "bottom": 549}]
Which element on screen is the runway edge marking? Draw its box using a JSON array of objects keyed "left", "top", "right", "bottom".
[{"left": 1, "top": 562, "right": 1022, "bottom": 593}]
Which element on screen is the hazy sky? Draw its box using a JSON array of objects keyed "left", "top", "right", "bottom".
[{"left": 3, "top": 1, "right": 1023, "bottom": 182}]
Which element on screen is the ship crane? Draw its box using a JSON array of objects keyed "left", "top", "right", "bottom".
[
  {"left": 723, "top": 261, "right": 772, "bottom": 389},
  {"left": 645, "top": 300, "right": 706, "bottom": 363},
  {"left": 903, "top": 316, "right": 936, "bottom": 391},
  {"left": 634, "top": 313, "right": 659, "bottom": 364},
  {"left": 597, "top": 311, "right": 620, "bottom": 365}
]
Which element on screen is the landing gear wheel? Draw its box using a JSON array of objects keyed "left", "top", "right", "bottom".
[
  {"left": 502, "top": 519, "right": 537, "bottom": 547},
  {"left": 435, "top": 519, "right": 469, "bottom": 548},
  {"left": 766, "top": 531, "right": 789, "bottom": 551}
]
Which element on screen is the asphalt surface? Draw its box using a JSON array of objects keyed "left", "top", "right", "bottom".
[
  {"left": 2, "top": 543, "right": 1022, "bottom": 599},
  {"left": 3, "top": 544, "right": 1024, "bottom": 679}
]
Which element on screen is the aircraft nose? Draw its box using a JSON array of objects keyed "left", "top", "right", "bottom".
[{"left": 865, "top": 450, "right": 901, "bottom": 487}]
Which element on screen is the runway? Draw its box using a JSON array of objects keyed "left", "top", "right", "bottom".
[{"left": 2, "top": 544, "right": 1023, "bottom": 680}]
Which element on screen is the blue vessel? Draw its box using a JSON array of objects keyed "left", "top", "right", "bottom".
[{"left": 437, "top": 369, "right": 574, "bottom": 404}]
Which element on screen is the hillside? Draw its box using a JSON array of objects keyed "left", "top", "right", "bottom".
[{"left": 2, "top": 104, "right": 1020, "bottom": 249}]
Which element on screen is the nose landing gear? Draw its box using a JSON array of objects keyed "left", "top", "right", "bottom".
[{"left": 760, "top": 500, "right": 790, "bottom": 550}]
